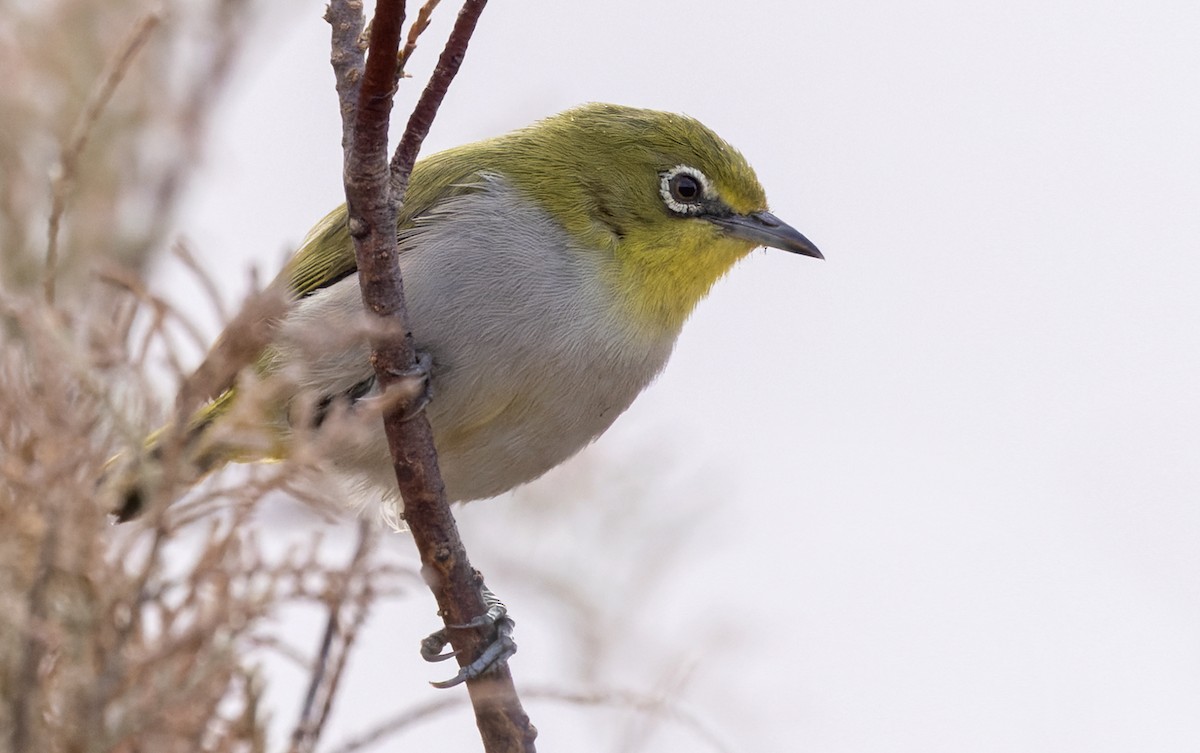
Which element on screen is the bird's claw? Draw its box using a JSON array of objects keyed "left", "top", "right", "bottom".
[
  {"left": 427, "top": 615, "right": 516, "bottom": 689},
  {"left": 419, "top": 629, "right": 460, "bottom": 662},
  {"left": 421, "top": 587, "right": 517, "bottom": 689},
  {"left": 448, "top": 598, "right": 509, "bottom": 631},
  {"left": 388, "top": 351, "right": 433, "bottom": 422}
]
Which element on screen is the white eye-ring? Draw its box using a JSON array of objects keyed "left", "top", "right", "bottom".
[{"left": 660, "top": 165, "right": 711, "bottom": 215}]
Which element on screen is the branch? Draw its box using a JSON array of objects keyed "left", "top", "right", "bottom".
[
  {"left": 327, "top": 686, "right": 738, "bottom": 753},
  {"left": 288, "top": 521, "right": 378, "bottom": 753},
  {"left": 325, "top": 0, "right": 367, "bottom": 152},
  {"left": 396, "top": 0, "right": 443, "bottom": 76},
  {"left": 390, "top": 0, "right": 487, "bottom": 197},
  {"left": 44, "top": 10, "right": 161, "bottom": 305},
  {"left": 327, "top": 1, "right": 536, "bottom": 751}
]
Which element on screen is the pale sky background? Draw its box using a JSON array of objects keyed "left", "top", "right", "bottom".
[{"left": 162, "top": 1, "right": 1200, "bottom": 750}]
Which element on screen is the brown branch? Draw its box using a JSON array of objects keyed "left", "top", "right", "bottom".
[
  {"left": 172, "top": 277, "right": 288, "bottom": 419},
  {"left": 390, "top": 0, "right": 487, "bottom": 197},
  {"left": 44, "top": 10, "right": 161, "bottom": 305},
  {"left": 327, "top": 1, "right": 535, "bottom": 752}
]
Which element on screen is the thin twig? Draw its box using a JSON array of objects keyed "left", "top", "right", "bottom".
[
  {"left": 326, "top": 695, "right": 468, "bottom": 753},
  {"left": 173, "top": 278, "right": 288, "bottom": 416},
  {"left": 396, "top": 0, "right": 443, "bottom": 76},
  {"left": 390, "top": 0, "right": 487, "bottom": 198},
  {"left": 44, "top": 10, "right": 161, "bottom": 305},
  {"left": 172, "top": 239, "right": 231, "bottom": 324},
  {"left": 134, "top": 0, "right": 248, "bottom": 266},
  {"left": 535, "top": 688, "right": 738, "bottom": 753},
  {"left": 288, "top": 520, "right": 378, "bottom": 753},
  {"left": 96, "top": 263, "right": 210, "bottom": 369},
  {"left": 326, "top": 686, "right": 740, "bottom": 753}
]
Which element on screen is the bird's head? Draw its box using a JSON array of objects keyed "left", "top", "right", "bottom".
[{"left": 490, "top": 103, "right": 821, "bottom": 331}]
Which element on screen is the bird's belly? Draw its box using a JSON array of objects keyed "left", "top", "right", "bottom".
[
  {"left": 427, "top": 344, "right": 663, "bottom": 501},
  {"left": 335, "top": 316, "right": 672, "bottom": 505}
]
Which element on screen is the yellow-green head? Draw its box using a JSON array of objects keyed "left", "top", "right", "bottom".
[{"left": 407, "top": 103, "right": 822, "bottom": 331}]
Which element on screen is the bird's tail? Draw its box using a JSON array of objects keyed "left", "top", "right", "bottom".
[{"left": 102, "top": 389, "right": 247, "bottom": 521}]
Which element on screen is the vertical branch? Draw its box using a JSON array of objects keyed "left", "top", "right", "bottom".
[
  {"left": 326, "top": 0, "right": 368, "bottom": 152},
  {"left": 327, "top": 1, "right": 536, "bottom": 751},
  {"left": 10, "top": 506, "right": 61, "bottom": 753}
]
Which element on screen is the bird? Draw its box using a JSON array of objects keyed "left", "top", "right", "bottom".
[
  {"left": 105, "top": 101, "right": 822, "bottom": 687},
  {"left": 109, "top": 102, "right": 822, "bottom": 523}
]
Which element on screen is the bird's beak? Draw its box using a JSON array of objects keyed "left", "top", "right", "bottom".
[{"left": 708, "top": 210, "right": 823, "bottom": 259}]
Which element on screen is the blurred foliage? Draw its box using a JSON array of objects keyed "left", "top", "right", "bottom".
[{"left": 0, "top": 0, "right": 249, "bottom": 291}]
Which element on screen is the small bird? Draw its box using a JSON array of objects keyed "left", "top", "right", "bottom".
[{"left": 112, "top": 102, "right": 822, "bottom": 520}]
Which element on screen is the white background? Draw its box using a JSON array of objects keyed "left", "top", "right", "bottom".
[{"left": 166, "top": 1, "right": 1200, "bottom": 750}]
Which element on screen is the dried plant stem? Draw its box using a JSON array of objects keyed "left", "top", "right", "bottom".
[
  {"left": 172, "top": 280, "right": 288, "bottom": 416},
  {"left": 327, "top": 695, "right": 467, "bottom": 753},
  {"left": 326, "top": 0, "right": 535, "bottom": 751},
  {"left": 532, "top": 688, "right": 737, "bottom": 753},
  {"left": 44, "top": 10, "right": 161, "bottom": 305},
  {"left": 396, "top": 0, "right": 443, "bottom": 74},
  {"left": 327, "top": 686, "right": 738, "bottom": 753},
  {"left": 10, "top": 506, "right": 61, "bottom": 753},
  {"left": 289, "top": 520, "right": 378, "bottom": 753},
  {"left": 172, "top": 239, "right": 232, "bottom": 323}
]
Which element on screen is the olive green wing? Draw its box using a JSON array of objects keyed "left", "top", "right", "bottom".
[{"left": 280, "top": 145, "right": 489, "bottom": 299}]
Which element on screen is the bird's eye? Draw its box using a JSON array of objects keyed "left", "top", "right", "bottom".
[
  {"left": 660, "top": 165, "right": 711, "bottom": 215},
  {"left": 669, "top": 173, "right": 702, "bottom": 203}
]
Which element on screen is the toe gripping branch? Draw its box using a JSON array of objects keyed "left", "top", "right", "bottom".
[
  {"left": 389, "top": 351, "right": 433, "bottom": 422},
  {"left": 420, "top": 585, "right": 517, "bottom": 689}
]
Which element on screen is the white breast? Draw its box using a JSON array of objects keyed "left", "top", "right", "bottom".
[{"left": 275, "top": 176, "right": 679, "bottom": 508}]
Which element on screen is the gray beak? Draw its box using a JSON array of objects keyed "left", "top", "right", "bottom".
[{"left": 708, "top": 210, "right": 823, "bottom": 259}]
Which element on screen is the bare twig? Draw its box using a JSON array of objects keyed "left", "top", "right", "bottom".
[
  {"left": 327, "top": 0, "right": 535, "bottom": 751},
  {"left": 288, "top": 520, "right": 378, "bottom": 753},
  {"left": 396, "top": 0, "right": 443, "bottom": 75},
  {"left": 96, "top": 263, "right": 209, "bottom": 373},
  {"left": 390, "top": 0, "right": 487, "bottom": 197},
  {"left": 326, "top": 695, "right": 468, "bottom": 753},
  {"left": 326, "top": 686, "right": 739, "bottom": 753},
  {"left": 172, "top": 239, "right": 232, "bottom": 324},
  {"left": 172, "top": 277, "right": 288, "bottom": 417},
  {"left": 534, "top": 688, "right": 738, "bottom": 753},
  {"left": 44, "top": 10, "right": 161, "bottom": 305}
]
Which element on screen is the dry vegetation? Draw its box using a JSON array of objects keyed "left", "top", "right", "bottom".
[{"left": 0, "top": 3, "right": 405, "bottom": 750}]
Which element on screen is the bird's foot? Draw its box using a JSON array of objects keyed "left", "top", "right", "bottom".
[
  {"left": 386, "top": 350, "right": 433, "bottom": 421},
  {"left": 420, "top": 586, "right": 517, "bottom": 689}
]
